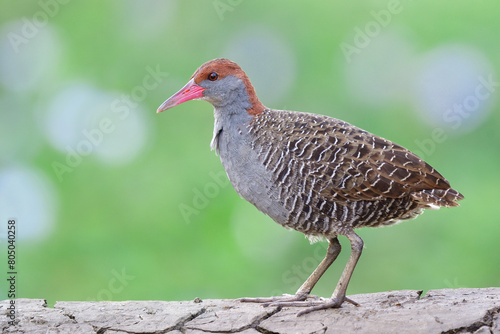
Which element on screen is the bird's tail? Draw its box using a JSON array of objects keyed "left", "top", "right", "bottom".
[{"left": 411, "top": 188, "right": 464, "bottom": 209}]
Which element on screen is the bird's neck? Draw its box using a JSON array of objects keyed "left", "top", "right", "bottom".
[
  {"left": 243, "top": 81, "right": 266, "bottom": 116},
  {"left": 213, "top": 75, "right": 266, "bottom": 116},
  {"left": 213, "top": 103, "right": 254, "bottom": 128},
  {"left": 211, "top": 103, "right": 254, "bottom": 154}
]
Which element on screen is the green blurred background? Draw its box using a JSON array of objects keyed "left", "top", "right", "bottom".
[{"left": 1, "top": 1, "right": 499, "bottom": 306}]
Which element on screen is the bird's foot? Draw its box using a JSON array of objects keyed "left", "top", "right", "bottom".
[
  {"left": 239, "top": 293, "right": 318, "bottom": 305},
  {"left": 297, "top": 296, "right": 360, "bottom": 316},
  {"left": 263, "top": 295, "right": 360, "bottom": 317}
]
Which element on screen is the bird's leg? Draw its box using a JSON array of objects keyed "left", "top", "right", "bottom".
[
  {"left": 298, "top": 231, "right": 363, "bottom": 316},
  {"left": 239, "top": 237, "right": 342, "bottom": 304},
  {"left": 270, "top": 231, "right": 363, "bottom": 316},
  {"left": 282, "top": 236, "right": 342, "bottom": 301}
]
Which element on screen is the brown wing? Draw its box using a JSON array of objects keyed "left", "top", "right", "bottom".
[
  {"left": 315, "top": 133, "right": 450, "bottom": 201},
  {"left": 251, "top": 109, "right": 463, "bottom": 207},
  {"left": 306, "top": 119, "right": 463, "bottom": 207}
]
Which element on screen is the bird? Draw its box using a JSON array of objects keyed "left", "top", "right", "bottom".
[{"left": 157, "top": 58, "right": 463, "bottom": 316}]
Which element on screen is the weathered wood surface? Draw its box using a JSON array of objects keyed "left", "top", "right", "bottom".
[{"left": 1, "top": 288, "right": 499, "bottom": 333}]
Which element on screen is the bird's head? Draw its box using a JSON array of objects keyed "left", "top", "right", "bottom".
[{"left": 157, "top": 58, "right": 265, "bottom": 115}]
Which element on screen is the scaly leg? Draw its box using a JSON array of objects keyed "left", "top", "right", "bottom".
[
  {"left": 271, "top": 231, "right": 364, "bottom": 316},
  {"left": 240, "top": 237, "right": 342, "bottom": 304}
]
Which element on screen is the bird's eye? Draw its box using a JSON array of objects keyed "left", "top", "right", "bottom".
[{"left": 208, "top": 72, "right": 219, "bottom": 81}]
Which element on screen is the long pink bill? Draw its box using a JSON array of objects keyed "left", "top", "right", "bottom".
[{"left": 157, "top": 78, "right": 205, "bottom": 113}]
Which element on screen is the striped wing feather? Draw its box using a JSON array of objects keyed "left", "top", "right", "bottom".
[
  {"left": 317, "top": 134, "right": 450, "bottom": 202},
  {"left": 252, "top": 110, "right": 463, "bottom": 207}
]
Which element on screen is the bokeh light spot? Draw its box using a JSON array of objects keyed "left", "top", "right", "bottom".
[
  {"left": 94, "top": 105, "right": 151, "bottom": 166},
  {"left": 43, "top": 83, "right": 152, "bottom": 167},
  {"left": 0, "top": 20, "right": 62, "bottom": 92},
  {"left": 224, "top": 26, "right": 296, "bottom": 106},
  {"left": 118, "top": 0, "right": 177, "bottom": 42},
  {"left": 0, "top": 166, "right": 58, "bottom": 241},
  {"left": 343, "top": 29, "right": 415, "bottom": 106},
  {"left": 411, "top": 44, "right": 494, "bottom": 133}
]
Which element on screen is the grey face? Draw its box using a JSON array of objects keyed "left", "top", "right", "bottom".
[{"left": 199, "top": 75, "right": 252, "bottom": 111}]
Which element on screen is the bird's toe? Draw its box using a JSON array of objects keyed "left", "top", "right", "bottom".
[
  {"left": 295, "top": 295, "right": 360, "bottom": 317},
  {"left": 239, "top": 293, "right": 318, "bottom": 306}
]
